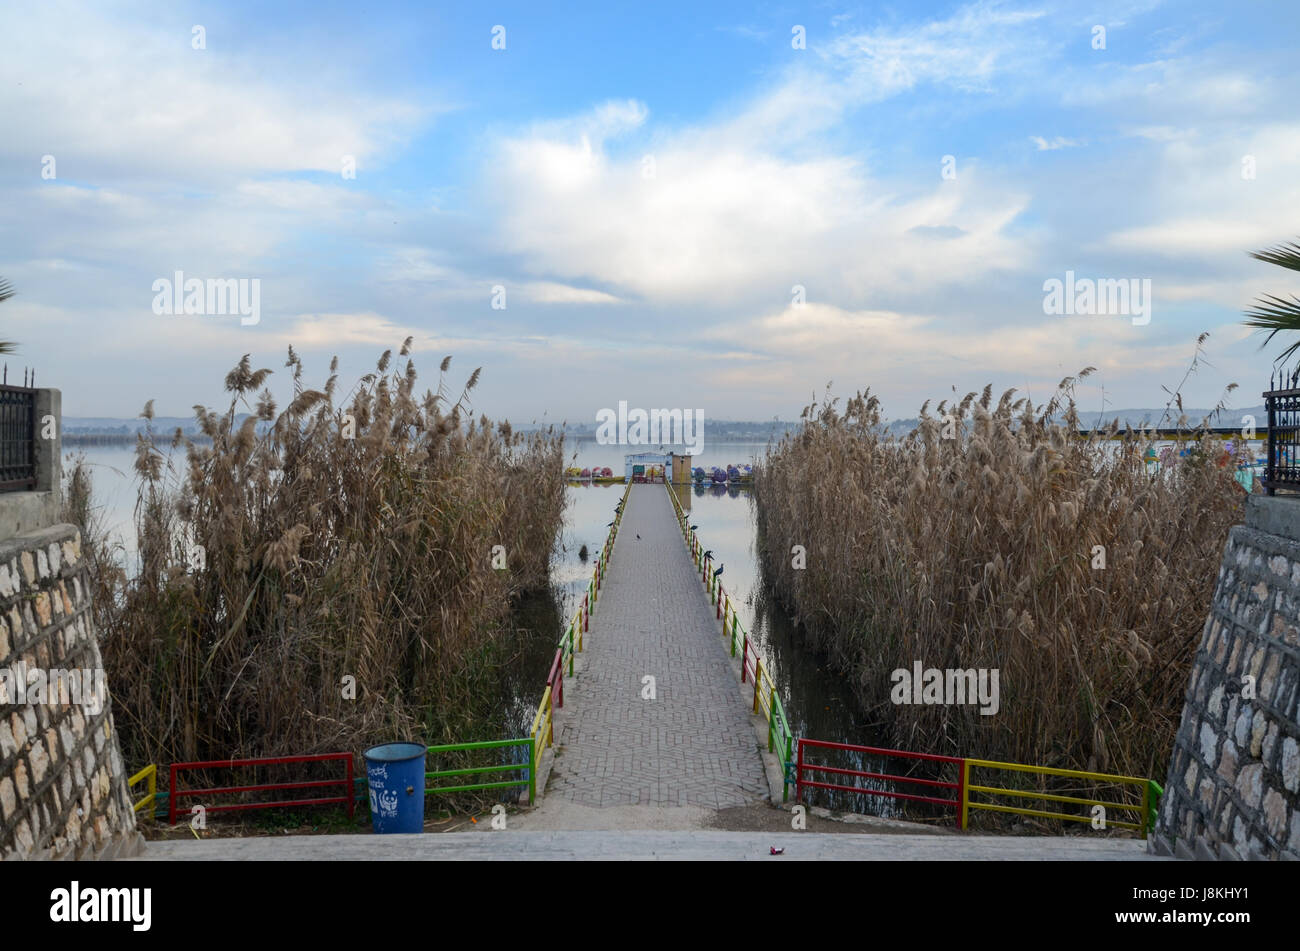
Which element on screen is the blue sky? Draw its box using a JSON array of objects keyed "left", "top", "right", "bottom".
[{"left": 3, "top": 0, "right": 1300, "bottom": 425}]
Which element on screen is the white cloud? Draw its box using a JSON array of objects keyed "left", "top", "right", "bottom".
[
  {"left": 1030, "top": 136, "right": 1081, "bottom": 151},
  {"left": 488, "top": 98, "right": 1031, "bottom": 307},
  {"left": 524, "top": 283, "right": 622, "bottom": 304},
  {"left": 0, "top": 4, "right": 433, "bottom": 183}
]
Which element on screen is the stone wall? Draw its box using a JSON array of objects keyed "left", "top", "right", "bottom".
[
  {"left": 1154, "top": 494, "right": 1300, "bottom": 860},
  {"left": 0, "top": 524, "right": 142, "bottom": 859}
]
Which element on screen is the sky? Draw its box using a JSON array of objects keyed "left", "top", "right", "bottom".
[{"left": 3, "top": 0, "right": 1299, "bottom": 427}]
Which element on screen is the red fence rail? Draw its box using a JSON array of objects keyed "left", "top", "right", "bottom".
[
  {"left": 168, "top": 753, "right": 355, "bottom": 825},
  {"left": 795, "top": 738, "right": 965, "bottom": 823},
  {"left": 547, "top": 648, "right": 565, "bottom": 708}
]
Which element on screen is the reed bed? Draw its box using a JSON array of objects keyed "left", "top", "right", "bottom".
[
  {"left": 754, "top": 365, "right": 1248, "bottom": 784},
  {"left": 65, "top": 342, "right": 567, "bottom": 779}
]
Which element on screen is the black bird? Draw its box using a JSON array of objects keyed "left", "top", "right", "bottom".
[
  {"left": 636, "top": 533, "right": 641, "bottom": 539},
  {"left": 702, "top": 550, "right": 713, "bottom": 560},
  {"left": 713, "top": 563, "right": 724, "bottom": 578},
  {"left": 689, "top": 524, "right": 698, "bottom": 531},
  {"left": 606, "top": 521, "right": 614, "bottom": 526}
]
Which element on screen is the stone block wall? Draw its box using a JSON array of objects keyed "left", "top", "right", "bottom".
[
  {"left": 0, "top": 524, "right": 142, "bottom": 859},
  {"left": 1154, "top": 495, "right": 1300, "bottom": 860}
]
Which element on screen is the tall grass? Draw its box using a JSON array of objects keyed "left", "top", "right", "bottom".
[
  {"left": 754, "top": 363, "right": 1247, "bottom": 782},
  {"left": 66, "top": 343, "right": 567, "bottom": 772}
]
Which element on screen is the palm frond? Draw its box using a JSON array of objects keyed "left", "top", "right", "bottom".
[
  {"left": 1244, "top": 294, "right": 1300, "bottom": 361},
  {"left": 1249, "top": 239, "right": 1300, "bottom": 273}
]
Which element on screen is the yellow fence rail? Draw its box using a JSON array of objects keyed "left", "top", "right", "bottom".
[
  {"left": 127, "top": 763, "right": 157, "bottom": 819},
  {"left": 962, "top": 757, "right": 1163, "bottom": 836}
]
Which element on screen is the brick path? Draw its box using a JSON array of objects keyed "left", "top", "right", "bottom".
[{"left": 545, "top": 484, "right": 769, "bottom": 808}]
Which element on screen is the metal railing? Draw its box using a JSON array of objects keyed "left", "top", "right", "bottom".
[
  {"left": 1264, "top": 364, "right": 1300, "bottom": 494},
  {"left": 128, "top": 764, "right": 157, "bottom": 818},
  {"left": 666, "top": 481, "right": 796, "bottom": 800},
  {"left": 528, "top": 480, "right": 631, "bottom": 781},
  {"left": 665, "top": 480, "right": 1161, "bottom": 833},
  {"left": 795, "top": 739, "right": 965, "bottom": 815},
  {"left": 0, "top": 383, "right": 36, "bottom": 491},
  {"left": 167, "top": 753, "right": 355, "bottom": 825},
  {"left": 962, "top": 758, "right": 1162, "bottom": 835},
  {"left": 425, "top": 739, "right": 535, "bottom": 803}
]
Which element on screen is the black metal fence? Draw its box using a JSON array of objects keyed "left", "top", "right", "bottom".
[
  {"left": 0, "top": 382, "right": 36, "bottom": 492},
  {"left": 1263, "top": 364, "right": 1300, "bottom": 496}
]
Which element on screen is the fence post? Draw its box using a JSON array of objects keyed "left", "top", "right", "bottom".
[
  {"left": 795, "top": 739, "right": 804, "bottom": 803},
  {"left": 529, "top": 737, "right": 537, "bottom": 805},
  {"left": 1267, "top": 384, "right": 1277, "bottom": 495},
  {"left": 741, "top": 635, "right": 748, "bottom": 683},
  {"left": 767, "top": 688, "right": 775, "bottom": 751},
  {"left": 730, "top": 614, "right": 737, "bottom": 656},
  {"left": 783, "top": 735, "right": 793, "bottom": 803},
  {"left": 346, "top": 756, "right": 355, "bottom": 820},
  {"left": 753, "top": 660, "right": 762, "bottom": 713},
  {"left": 958, "top": 759, "right": 970, "bottom": 830}
]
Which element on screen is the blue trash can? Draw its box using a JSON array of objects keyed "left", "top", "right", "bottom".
[{"left": 364, "top": 742, "right": 427, "bottom": 834}]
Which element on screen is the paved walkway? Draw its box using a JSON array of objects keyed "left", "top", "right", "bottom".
[
  {"left": 545, "top": 484, "right": 769, "bottom": 808},
  {"left": 131, "top": 831, "right": 1163, "bottom": 861}
]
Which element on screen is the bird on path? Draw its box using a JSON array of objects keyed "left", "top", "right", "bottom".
[{"left": 636, "top": 533, "right": 641, "bottom": 539}]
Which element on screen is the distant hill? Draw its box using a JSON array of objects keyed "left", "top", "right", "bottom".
[{"left": 64, "top": 415, "right": 224, "bottom": 435}]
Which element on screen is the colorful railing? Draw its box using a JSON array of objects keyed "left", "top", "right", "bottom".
[
  {"left": 666, "top": 482, "right": 795, "bottom": 800},
  {"left": 962, "top": 758, "right": 1162, "bottom": 835},
  {"left": 167, "top": 753, "right": 355, "bottom": 825},
  {"left": 794, "top": 738, "right": 1162, "bottom": 836},
  {"left": 131, "top": 481, "right": 633, "bottom": 825},
  {"left": 425, "top": 738, "right": 535, "bottom": 803},
  {"left": 528, "top": 480, "right": 632, "bottom": 780},
  {"left": 668, "top": 480, "right": 1161, "bottom": 835},
  {"left": 796, "top": 739, "right": 964, "bottom": 814},
  {"left": 128, "top": 763, "right": 157, "bottom": 818},
  {"left": 128, "top": 476, "right": 1162, "bottom": 838}
]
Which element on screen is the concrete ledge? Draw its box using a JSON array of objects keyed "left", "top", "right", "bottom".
[
  {"left": 126, "top": 829, "right": 1166, "bottom": 861},
  {"left": 1246, "top": 494, "right": 1300, "bottom": 541},
  {"left": 0, "top": 492, "right": 61, "bottom": 541}
]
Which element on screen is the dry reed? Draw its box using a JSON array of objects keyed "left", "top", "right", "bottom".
[
  {"left": 65, "top": 343, "right": 567, "bottom": 776},
  {"left": 754, "top": 358, "right": 1248, "bottom": 783}
]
